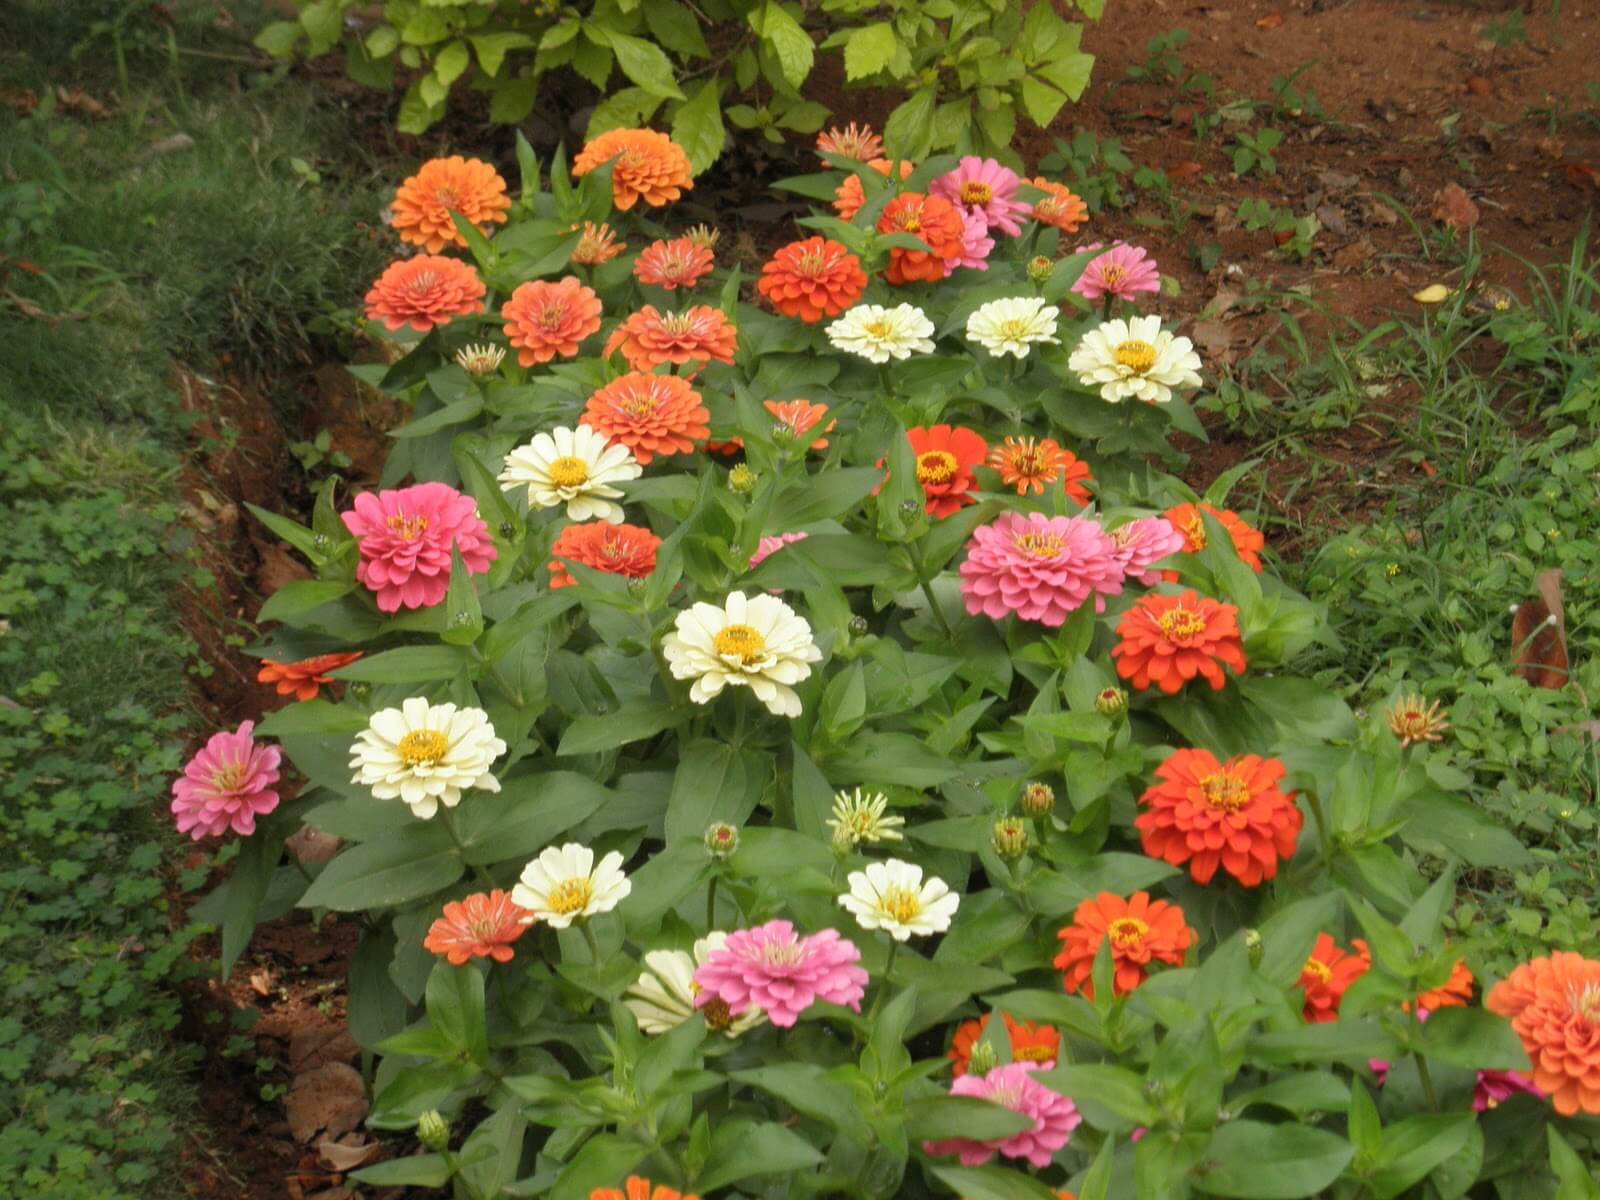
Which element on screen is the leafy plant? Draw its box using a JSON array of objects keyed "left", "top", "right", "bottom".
[
  {"left": 1037, "top": 130, "right": 1138, "bottom": 212},
  {"left": 1230, "top": 126, "right": 1284, "bottom": 177}
]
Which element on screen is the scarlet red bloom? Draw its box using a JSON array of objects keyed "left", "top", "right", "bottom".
[
  {"left": 1026, "top": 178, "right": 1089, "bottom": 234},
  {"left": 363, "top": 255, "right": 486, "bottom": 333},
  {"left": 757, "top": 237, "right": 868, "bottom": 323},
  {"left": 767, "top": 398, "right": 835, "bottom": 448},
  {"left": 633, "top": 237, "right": 715, "bottom": 291},
  {"left": 501, "top": 276, "right": 603, "bottom": 366},
  {"left": 1487, "top": 952, "right": 1600, "bottom": 1116},
  {"left": 1354, "top": 941, "right": 1474, "bottom": 1011},
  {"left": 948, "top": 1013, "right": 1062, "bottom": 1077},
  {"left": 604, "top": 305, "right": 737, "bottom": 372},
  {"left": 581, "top": 373, "right": 709, "bottom": 465},
  {"left": 1054, "top": 892, "right": 1195, "bottom": 1000},
  {"left": 834, "top": 158, "right": 912, "bottom": 220},
  {"left": 1298, "top": 933, "right": 1369, "bottom": 1023},
  {"left": 547, "top": 521, "right": 661, "bottom": 589},
  {"left": 877, "top": 193, "right": 967, "bottom": 285},
  {"left": 573, "top": 129, "right": 694, "bottom": 211},
  {"left": 1135, "top": 749, "right": 1302, "bottom": 887},
  {"left": 423, "top": 890, "right": 533, "bottom": 966},
  {"left": 1164, "top": 503, "right": 1265, "bottom": 573},
  {"left": 589, "top": 1177, "right": 699, "bottom": 1200},
  {"left": 391, "top": 156, "right": 511, "bottom": 253},
  {"left": 256, "top": 652, "right": 364, "bottom": 702},
  {"left": 903, "top": 425, "right": 988, "bottom": 519},
  {"left": 1112, "top": 590, "right": 1247, "bottom": 694},
  {"left": 987, "top": 436, "right": 1091, "bottom": 502}
]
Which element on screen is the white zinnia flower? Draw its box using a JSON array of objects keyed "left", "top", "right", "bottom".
[
  {"left": 349, "top": 698, "right": 506, "bottom": 819},
  {"left": 826, "top": 789, "right": 905, "bottom": 847},
  {"left": 511, "top": 842, "right": 631, "bottom": 929},
  {"left": 965, "top": 296, "right": 1060, "bottom": 359},
  {"left": 838, "top": 858, "right": 959, "bottom": 941},
  {"left": 826, "top": 303, "right": 936, "bottom": 363},
  {"left": 497, "top": 424, "right": 641, "bottom": 524},
  {"left": 1067, "top": 314, "right": 1203, "bottom": 404},
  {"left": 624, "top": 932, "right": 767, "bottom": 1037},
  {"left": 661, "top": 591, "right": 823, "bottom": 718}
]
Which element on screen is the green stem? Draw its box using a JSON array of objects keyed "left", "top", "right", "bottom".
[
  {"left": 1101, "top": 292, "right": 1114, "bottom": 323},
  {"left": 867, "top": 938, "right": 901, "bottom": 1025},
  {"left": 1303, "top": 788, "right": 1332, "bottom": 863},
  {"left": 440, "top": 807, "right": 495, "bottom": 889},
  {"left": 1414, "top": 1050, "right": 1439, "bottom": 1112},
  {"left": 579, "top": 918, "right": 601, "bottom": 964},
  {"left": 705, "top": 874, "right": 719, "bottom": 932},
  {"left": 907, "top": 537, "right": 956, "bottom": 641}
]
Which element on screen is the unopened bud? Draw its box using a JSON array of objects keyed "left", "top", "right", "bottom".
[
  {"left": 1027, "top": 255, "right": 1054, "bottom": 284},
  {"left": 898, "top": 498, "right": 922, "bottom": 519},
  {"left": 1244, "top": 928, "right": 1262, "bottom": 967},
  {"left": 966, "top": 1040, "right": 998, "bottom": 1076},
  {"left": 416, "top": 1109, "right": 450, "bottom": 1151},
  {"left": 991, "top": 817, "right": 1029, "bottom": 862},
  {"left": 349, "top": 681, "right": 371, "bottom": 700},
  {"left": 1095, "top": 687, "right": 1128, "bottom": 719},
  {"left": 312, "top": 532, "right": 332, "bottom": 555},
  {"left": 1020, "top": 781, "right": 1055, "bottom": 819},
  {"left": 848, "top": 614, "right": 870, "bottom": 637},
  {"left": 728, "top": 463, "right": 757, "bottom": 494},
  {"left": 704, "top": 822, "right": 740, "bottom": 859},
  {"left": 626, "top": 574, "right": 648, "bottom": 596},
  {"left": 498, "top": 520, "right": 517, "bottom": 540}
]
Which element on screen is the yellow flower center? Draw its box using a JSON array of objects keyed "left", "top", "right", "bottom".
[
  {"left": 398, "top": 729, "right": 450, "bottom": 767},
  {"left": 1302, "top": 958, "right": 1333, "bottom": 986},
  {"left": 546, "top": 456, "right": 590, "bottom": 488},
  {"left": 1114, "top": 339, "right": 1158, "bottom": 373},
  {"left": 960, "top": 181, "right": 993, "bottom": 205},
  {"left": 997, "top": 319, "right": 1034, "bottom": 342},
  {"left": 1156, "top": 606, "right": 1208, "bottom": 643},
  {"left": 434, "top": 187, "right": 461, "bottom": 209},
  {"left": 916, "top": 450, "right": 959, "bottom": 484},
  {"left": 547, "top": 877, "right": 595, "bottom": 916},
  {"left": 386, "top": 513, "right": 429, "bottom": 540},
  {"left": 700, "top": 995, "right": 734, "bottom": 1031},
  {"left": 713, "top": 623, "right": 766, "bottom": 664},
  {"left": 1182, "top": 515, "right": 1207, "bottom": 549},
  {"left": 1013, "top": 1042, "right": 1054, "bottom": 1063},
  {"left": 209, "top": 760, "right": 248, "bottom": 793},
  {"left": 896, "top": 213, "right": 922, "bottom": 233},
  {"left": 1201, "top": 770, "right": 1250, "bottom": 811},
  {"left": 862, "top": 319, "right": 893, "bottom": 340},
  {"left": 617, "top": 390, "right": 661, "bottom": 418},
  {"left": 796, "top": 250, "right": 826, "bottom": 275},
  {"left": 880, "top": 886, "right": 924, "bottom": 925},
  {"left": 1014, "top": 532, "right": 1064, "bottom": 559},
  {"left": 537, "top": 303, "right": 567, "bottom": 331},
  {"left": 1107, "top": 917, "right": 1148, "bottom": 949},
  {"left": 1100, "top": 264, "right": 1128, "bottom": 288},
  {"left": 468, "top": 917, "right": 500, "bottom": 941}
]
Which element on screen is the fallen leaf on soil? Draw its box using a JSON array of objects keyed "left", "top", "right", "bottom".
[
  {"left": 1255, "top": 12, "right": 1284, "bottom": 28},
  {"left": 1465, "top": 75, "right": 1493, "bottom": 96},
  {"left": 56, "top": 88, "right": 111, "bottom": 118},
  {"left": 1564, "top": 162, "right": 1600, "bottom": 191},
  {"left": 1332, "top": 238, "right": 1376, "bottom": 270},
  {"left": 1535, "top": 135, "right": 1566, "bottom": 160},
  {"left": 1511, "top": 571, "right": 1567, "bottom": 690},
  {"left": 317, "top": 1136, "right": 380, "bottom": 1172},
  {"left": 257, "top": 541, "right": 312, "bottom": 593},
  {"left": 1168, "top": 160, "right": 1204, "bottom": 181},
  {"left": 289, "top": 1024, "right": 362, "bottom": 1074},
  {"left": 288, "top": 824, "right": 342, "bottom": 867},
  {"left": 285, "top": 1062, "right": 368, "bottom": 1143},
  {"left": 250, "top": 969, "right": 275, "bottom": 997},
  {"left": 1318, "top": 169, "right": 1361, "bottom": 193},
  {"left": 1412, "top": 284, "right": 1453, "bottom": 304},
  {"left": 0, "top": 87, "right": 37, "bottom": 114},
  {"left": 148, "top": 132, "right": 194, "bottom": 155},
  {"left": 1315, "top": 204, "right": 1349, "bottom": 237},
  {"left": 1431, "top": 183, "right": 1479, "bottom": 233},
  {"left": 1190, "top": 319, "right": 1244, "bottom": 363}
]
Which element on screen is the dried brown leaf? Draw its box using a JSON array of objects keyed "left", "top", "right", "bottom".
[
  {"left": 317, "top": 1136, "right": 380, "bottom": 1172},
  {"left": 1431, "top": 183, "right": 1480, "bottom": 233},
  {"left": 285, "top": 1062, "right": 369, "bottom": 1143}
]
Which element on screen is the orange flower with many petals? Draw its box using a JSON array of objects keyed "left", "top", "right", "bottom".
[
  {"left": 902, "top": 425, "right": 988, "bottom": 519},
  {"left": 817, "top": 122, "right": 884, "bottom": 163},
  {"left": 423, "top": 890, "right": 533, "bottom": 966},
  {"left": 1298, "top": 933, "right": 1369, "bottom": 1023},
  {"left": 501, "top": 276, "right": 603, "bottom": 366},
  {"left": 581, "top": 373, "right": 709, "bottom": 465},
  {"left": 1026, "top": 178, "right": 1088, "bottom": 234},
  {"left": 590, "top": 1177, "right": 699, "bottom": 1200},
  {"left": 633, "top": 237, "right": 715, "bottom": 291},
  {"left": 363, "top": 256, "right": 486, "bottom": 334},
  {"left": 877, "top": 193, "right": 967, "bottom": 285},
  {"left": 573, "top": 129, "right": 694, "bottom": 211},
  {"left": 1164, "top": 503, "right": 1265, "bottom": 573},
  {"left": 548, "top": 522, "right": 661, "bottom": 590},
  {"left": 1135, "top": 749, "right": 1302, "bottom": 887},
  {"left": 604, "top": 305, "right": 737, "bottom": 373},
  {"left": 757, "top": 237, "right": 868, "bottom": 323},
  {"left": 1112, "top": 590, "right": 1246, "bottom": 694},
  {"left": 1054, "top": 891, "right": 1195, "bottom": 1000},
  {"left": 1353, "top": 940, "right": 1474, "bottom": 1011},
  {"left": 391, "top": 156, "right": 511, "bottom": 254},
  {"left": 1487, "top": 952, "right": 1600, "bottom": 1116},
  {"left": 767, "top": 399, "right": 835, "bottom": 449},
  {"left": 948, "top": 1012, "right": 1062, "bottom": 1077},
  {"left": 834, "top": 158, "right": 913, "bottom": 220},
  {"left": 987, "top": 437, "right": 1092, "bottom": 503},
  {"left": 256, "top": 652, "right": 364, "bottom": 702},
  {"left": 570, "top": 221, "right": 626, "bottom": 266}
]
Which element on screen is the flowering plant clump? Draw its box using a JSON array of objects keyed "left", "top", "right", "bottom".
[{"left": 202, "top": 130, "right": 1574, "bottom": 1198}]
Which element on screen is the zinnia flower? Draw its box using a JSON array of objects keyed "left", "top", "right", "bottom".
[
  {"left": 949, "top": 1013, "right": 1061, "bottom": 1078},
  {"left": 171, "top": 721, "right": 281, "bottom": 840},
  {"left": 922, "top": 1063, "right": 1081, "bottom": 1168},
  {"left": 661, "top": 591, "right": 822, "bottom": 718},
  {"left": 950, "top": 209, "right": 995, "bottom": 272},
  {"left": 341, "top": 482, "right": 496, "bottom": 613},
  {"left": 930, "top": 156, "right": 1033, "bottom": 237},
  {"left": 766, "top": 398, "right": 834, "bottom": 448},
  {"left": 747, "top": 530, "right": 808, "bottom": 570},
  {"left": 1353, "top": 940, "right": 1474, "bottom": 1011},
  {"left": 1054, "top": 891, "right": 1195, "bottom": 999},
  {"left": 624, "top": 933, "right": 767, "bottom": 1037},
  {"left": 423, "top": 891, "right": 533, "bottom": 966},
  {"left": 511, "top": 842, "right": 631, "bottom": 929},
  {"left": 1298, "top": 933, "right": 1369, "bottom": 1023},
  {"left": 1474, "top": 1070, "right": 1545, "bottom": 1112},
  {"left": 364, "top": 255, "right": 486, "bottom": 333},
  {"left": 826, "top": 302, "right": 935, "bottom": 363},
  {"left": 1025, "top": 178, "right": 1089, "bottom": 233},
  {"left": 1069, "top": 314, "right": 1204, "bottom": 404},
  {"left": 1164, "top": 502, "right": 1265, "bottom": 573},
  {"left": 827, "top": 788, "right": 905, "bottom": 846},
  {"left": 581, "top": 372, "right": 709, "bottom": 465},
  {"left": 498, "top": 424, "right": 641, "bottom": 524},
  {"left": 1112, "top": 590, "right": 1246, "bottom": 694},
  {"left": 1388, "top": 693, "right": 1450, "bottom": 747},
  {"left": 905, "top": 424, "right": 987, "bottom": 519},
  {"left": 1135, "top": 749, "right": 1303, "bottom": 887},
  {"left": 1107, "top": 518, "right": 1186, "bottom": 586},
  {"left": 633, "top": 237, "right": 715, "bottom": 290},
  {"left": 817, "top": 122, "right": 883, "bottom": 163},
  {"left": 548, "top": 521, "right": 660, "bottom": 589},
  {"left": 391, "top": 156, "right": 511, "bottom": 253},
  {"left": 257, "top": 651, "right": 363, "bottom": 702},
  {"left": 877, "top": 193, "right": 967, "bottom": 284},
  {"left": 692, "top": 919, "right": 868, "bottom": 1027},
  {"left": 959, "top": 511, "right": 1125, "bottom": 626},
  {"left": 603, "top": 305, "right": 737, "bottom": 372},
  {"left": 350, "top": 700, "right": 505, "bottom": 819},
  {"left": 573, "top": 128, "right": 694, "bottom": 211},
  {"left": 590, "top": 1177, "right": 698, "bottom": 1200},
  {"left": 570, "top": 220, "right": 626, "bottom": 265},
  {"left": 988, "top": 437, "right": 1091, "bottom": 502},
  {"left": 838, "top": 859, "right": 960, "bottom": 941},
  {"left": 834, "top": 158, "right": 912, "bottom": 220},
  {"left": 1487, "top": 953, "right": 1600, "bottom": 1115},
  {"left": 1072, "top": 242, "right": 1162, "bottom": 304},
  {"left": 455, "top": 343, "right": 506, "bottom": 377},
  {"left": 757, "top": 237, "right": 868, "bottom": 323},
  {"left": 965, "top": 296, "right": 1060, "bottom": 358},
  {"left": 501, "top": 276, "right": 603, "bottom": 366}
]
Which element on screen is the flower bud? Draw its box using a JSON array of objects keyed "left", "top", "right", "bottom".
[
  {"left": 498, "top": 520, "right": 517, "bottom": 540},
  {"left": 416, "top": 1110, "right": 450, "bottom": 1151},
  {"left": 830, "top": 822, "right": 856, "bottom": 860},
  {"left": 685, "top": 223, "right": 721, "bottom": 250},
  {"left": 704, "top": 822, "right": 740, "bottom": 859},
  {"left": 1027, "top": 255, "right": 1054, "bottom": 285},
  {"left": 966, "top": 1039, "right": 998, "bottom": 1076},
  {"left": 312, "top": 532, "right": 332, "bottom": 556},
  {"left": 991, "top": 817, "right": 1029, "bottom": 862},
  {"left": 898, "top": 498, "right": 922, "bottom": 519},
  {"left": 728, "top": 463, "right": 757, "bottom": 494},
  {"left": 1095, "top": 687, "right": 1128, "bottom": 719},
  {"left": 454, "top": 343, "right": 507, "bottom": 377},
  {"left": 1244, "top": 928, "right": 1263, "bottom": 967},
  {"left": 349, "top": 681, "right": 371, "bottom": 700},
  {"left": 848, "top": 615, "right": 870, "bottom": 637},
  {"left": 1020, "top": 781, "right": 1055, "bottom": 819}
]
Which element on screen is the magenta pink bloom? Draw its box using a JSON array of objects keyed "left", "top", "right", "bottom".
[
  {"left": 748, "top": 531, "right": 809, "bottom": 569},
  {"left": 1473, "top": 1070, "right": 1545, "bottom": 1111},
  {"left": 959, "top": 511, "right": 1126, "bottom": 626},
  {"left": 930, "top": 157, "right": 1032, "bottom": 238},
  {"left": 692, "top": 919, "right": 867, "bottom": 1028},
  {"left": 171, "top": 720, "right": 282, "bottom": 840},
  {"left": 949, "top": 209, "right": 995, "bottom": 273},
  {"left": 1108, "top": 517, "right": 1185, "bottom": 586},
  {"left": 1071, "top": 242, "right": 1161, "bottom": 303},
  {"left": 341, "top": 482, "right": 496, "bottom": 613},
  {"left": 923, "top": 1063, "right": 1081, "bottom": 1168}
]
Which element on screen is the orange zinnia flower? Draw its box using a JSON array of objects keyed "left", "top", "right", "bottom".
[
  {"left": 877, "top": 193, "right": 966, "bottom": 285},
  {"left": 590, "top": 1177, "right": 700, "bottom": 1200},
  {"left": 363, "top": 255, "right": 486, "bottom": 334},
  {"left": 757, "top": 237, "right": 868, "bottom": 323},
  {"left": 1135, "top": 749, "right": 1302, "bottom": 887},
  {"left": 1026, "top": 178, "right": 1088, "bottom": 234},
  {"left": 604, "top": 305, "right": 737, "bottom": 372},
  {"left": 422, "top": 890, "right": 533, "bottom": 966},
  {"left": 1164, "top": 503, "right": 1265, "bottom": 573},
  {"left": 256, "top": 652, "right": 364, "bottom": 702},
  {"left": 573, "top": 128, "right": 694, "bottom": 211},
  {"left": 1054, "top": 891, "right": 1195, "bottom": 1000},
  {"left": 570, "top": 220, "right": 626, "bottom": 266},
  {"left": 501, "top": 276, "right": 603, "bottom": 366},
  {"left": 633, "top": 237, "right": 715, "bottom": 291},
  {"left": 1487, "top": 952, "right": 1600, "bottom": 1116},
  {"left": 816, "top": 122, "right": 884, "bottom": 163},
  {"left": 391, "top": 156, "right": 511, "bottom": 254},
  {"left": 1353, "top": 940, "right": 1474, "bottom": 1011},
  {"left": 902, "top": 425, "right": 988, "bottom": 519},
  {"left": 1298, "top": 933, "right": 1369, "bottom": 1023},
  {"left": 767, "top": 399, "right": 835, "bottom": 449},
  {"left": 987, "top": 436, "right": 1092, "bottom": 503},
  {"left": 948, "top": 1013, "right": 1062, "bottom": 1077},
  {"left": 581, "top": 373, "right": 709, "bottom": 465},
  {"left": 1111, "top": 590, "right": 1247, "bottom": 695},
  {"left": 548, "top": 521, "right": 661, "bottom": 590},
  {"left": 834, "top": 158, "right": 913, "bottom": 220}
]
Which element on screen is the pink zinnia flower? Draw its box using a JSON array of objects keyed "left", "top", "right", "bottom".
[
  {"left": 749, "top": 531, "right": 809, "bottom": 569},
  {"left": 341, "top": 482, "right": 497, "bottom": 613},
  {"left": 930, "top": 157, "right": 1032, "bottom": 238},
  {"left": 1474, "top": 1070, "right": 1545, "bottom": 1112},
  {"left": 949, "top": 209, "right": 995, "bottom": 273},
  {"left": 692, "top": 919, "right": 867, "bottom": 1028},
  {"left": 1071, "top": 243, "right": 1161, "bottom": 303},
  {"left": 1108, "top": 517, "right": 1185, "bottom": 586},
  {"left": 171, "top": 721, "right": 282, "bottom": 840},
  {"left": 959, "top": 511, "right": 1126, "bottom": 626},
  {"left": 922, "top": 1063, "right": 1081, "bottom": 1168}
]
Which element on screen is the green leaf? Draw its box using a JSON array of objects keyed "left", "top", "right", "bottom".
[
  {"left": 452, "top": 772, "right": 613, "bottom": 866},
  {"left": 255, "top": 699, "right": 372, "bottom": 738},
  {"left": 754, "top": 1, "right": 814, "bottom": 89},
  {"left": 299, "top": 0, "right": 344, "bottom": 55},
  {"left": 1398, "top": 788, "right": 1533, "bottom": 868},
  {"left": 425, "top": 960, "right": 489, "bottom": 1065},
  {"left": 1547, "top": 1126, "right": 1597, "bottom": 1200},
  {"left": 441, "top": 545, "right": 483, "bottom": 646},
  {"left": 695, "top": 1120, "right": 823, "bottom": 1192},
  {"left": 1046, "top": 1063, "right": 1156, "bottom": 1126},
  {"left": 334, "top": 645, "right": 470, "bottom": 685},
  {"left": 1019, "top": 75, "right": 1069, "bottom": 129},
  {"left": 906, "top": 1096, "right": 1036, "bottom": 1142},
  {"left": 670, "top": 80, "right": 726, "bottom": 175},
  {"left": 585, "top": 86, "right": 665, "bottom": 140},
  {"left": 1231, "top": 1071, "right": 1350, "bottom": 1117},
  {"left": 1255, "top": 893, "right": 1341, "bottom": 987},
  {"left": 731, "top": 1063, "right": 859, "bottom": 1131},
  {"left": 644, "top": 0, "right": 709, "bottom": 58},
  {"left": 607, "top": 31, "right": 685, "bottom": 99},
  {"left": 1193, "top": 1121, "right": 1354, "bottom": 1198},
  {"left": 883, "top": 87, "right": 936, "bottom": 160},
  {"left": 1419, "top": 1006, "right": 1530, "bottom": 1072},
  {"left": 433, "top": 40, "right": 470, "bottom": 85},
  {"left": 1369, "top": 1114, "right": 1476, "bottom": 1200},
  {"left": 352, "top": 1154, "right": 454, "bottom": 1187},
  {"left": 470, "top": 32, "right": 534, "bottom": 77},
  {"left": 665, "top": 741, "right": 770, "bottom": 845},
  {"left": 844, "top": 22, "right": 897, "bottom": 81},
  {"left": 254, "top": 20, "right": 302, "bottom": 56},
  {"left": 931, "top": 1165, "right": 1066, "bottom": 1200},
  {"left": 257, "top": 579, "right": 355, "bottom": 623},
  {"left": 216, "top": 826, "right": 285, "bottom": 979},
  {"left": 299, "top": 823, "right": 463, "bottom": 911},
  {"left": 490, "top": 75, "right": 540, "bottom": 124},
  {"left": 547, "top": 1134, "right": 651, "bottom": 1200},
  {"left": 557, "top": 701, "right": 681, "bottom": 755}
]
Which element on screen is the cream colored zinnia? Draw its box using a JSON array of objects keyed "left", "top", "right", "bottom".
[
  {"left": 498, "top": 424, "right": 641, "bottom": 524},
  {"left": 349, "top": 698, "right": 506, "bottom": 819},
  {"left": 662, "top": 591, "right": 822, "bottom": 718},
  {"left": 511, "top": 842, "right": 631, "bottom": 929},
  {"left": 1068, "top": 314, "right": 1203, "bottom": 404},
  {"left": 826, "top": 302, "right": 936, "bottom": 363},
  {"left": 826, "top": 788, "right": 905, "bottom": 847},
  {"left": 624, "top": 932, "right": 767, "bottom": 1037},
  {"left": 838, "top": 858, "right": 960, "bottom": 941},
  {"left": 965, "top": 296, "right": 1060, "bottom": 359}
]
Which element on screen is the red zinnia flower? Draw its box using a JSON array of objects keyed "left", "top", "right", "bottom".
[
  {"left": 757, "top": 237, "right": 868, "bottom": 323},
  {"left": 256, "top": 652, "right": 364, "bottom": 702},
  {"left": 877, "top": 193, "right": 967, "bottom": 285},
  {"left": 834, "top": 158, "right": 912, "bottom": 220},
  {"left": 1163, "top": 502, "right": 1265, "bottom": 573},
  {"left": 603, "top": 305, "right": 737, "bottom": 372},
  {"left": 581, "top": 372, "right": 709, "bottom": 465},
  {"left": 1298, "top": 933, "right": 1369, "bottom": 1023},
  {"left": 391, "top": 156, "right": 511, "bottom": 253},
  {"left": 900, "top": 425, "right": 988, "bottom": 519},
  {"left": 572, "top": 129, "right": 694, "bottom": 211},
  {"left": 633, "top": 237, "right": 715, "bottom": 291},
  {"left": 363, "top": 255, "right": 486, "bottom": 333},
  {"left": 987, "top": 436, "right": 1092, "bottom": 502},
  {"left": 548, "top": 521, "right": 661, "bottom": 589},
  {"left": 948, "top": 1012, "right": 1062, "bottom": 1077},
  {"left": 1054, "top": 891, "right": 1195, "bottom": 1000},
  {"left": 423, "top": 890, "right": 533, "bottom": 966},
  {"left": 501, "top": 276, "right": 603, "bottom": 366},
  {"left": 1135, "top": 749, "right": 1302, "bottom": 887},
  {"left": 1111, "top": 590, "right": 1247, "bottom": 694}
]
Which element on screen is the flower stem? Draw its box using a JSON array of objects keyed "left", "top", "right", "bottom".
[
  {"left": 867, "top": 938, "right": 900, "bottom": 1025},
  {"left": 1101, "top": 293, "right": 1114, "bottom": 323},
  {"left": 578, "top": 918, "right": 602, "bottom": 964},
  {"left": 705, "top": 874, "right": 719, "bottom": 931},
  {"left": 1414, "top": 1050, "right": 1439, "bottom": 1112},
  {"left": 907, "top": 537, "right": 956, "bottom": 641},
  {"left": 1303, "top": 788, "right": 1332, "bottom": 864},
  {"left": 440, "top": 807, "right": 496, "bottom": 889}
]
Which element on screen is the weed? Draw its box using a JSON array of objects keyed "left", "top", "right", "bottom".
[
  {"left": 1037, "top": 130, "right": 1139, "bottom": 212},
  {"left": 1230, "top": 126, "right": 1284, "bottom": 177}
]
